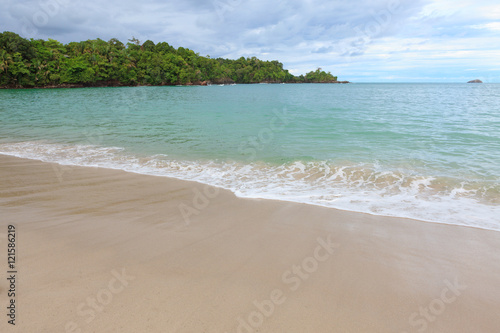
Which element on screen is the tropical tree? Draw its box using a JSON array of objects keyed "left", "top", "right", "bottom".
[{"left": 0, "top": 32, "right": 342, "bottom": 87}]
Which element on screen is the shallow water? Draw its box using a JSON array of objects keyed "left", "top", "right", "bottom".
[{"left": 1, "top": 83, "right": 499, "bottom": 229}]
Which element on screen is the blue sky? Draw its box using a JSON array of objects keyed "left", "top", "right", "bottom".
[{"left": 1, "top": 0, "right": 499, "bottom": 82}]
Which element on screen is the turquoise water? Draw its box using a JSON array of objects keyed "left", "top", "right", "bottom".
[{"left": 1, "top": 83, "right": 499, "bottom": 229}]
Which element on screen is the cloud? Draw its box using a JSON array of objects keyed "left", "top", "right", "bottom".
[
  {"left": 470, "top": 22, "right": 500, "bottom": 32},
  {"left": 0, "top": 0, "right": 499, "bottom": 81}
]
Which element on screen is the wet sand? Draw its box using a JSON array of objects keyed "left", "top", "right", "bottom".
[{"left": 1, "top": 154, "right": 499, "bottom": 332}]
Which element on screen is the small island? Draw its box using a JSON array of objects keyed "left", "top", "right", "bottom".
[
  {"left": 0, "top": 31, "right": 348, "bottom": 88},
  {"left": 467, "top": 79, "right": 483, "bottom": 83}
]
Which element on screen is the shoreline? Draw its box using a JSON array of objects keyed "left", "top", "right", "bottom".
[
  {"left": 1, "top": 154, "right": 500, "bottom": 332},
  {"left": 0, "top": 151, "right": 496, "bottom": 233},
  {"left": 0, "top": 81, "right": 350, "bottom": 90}
]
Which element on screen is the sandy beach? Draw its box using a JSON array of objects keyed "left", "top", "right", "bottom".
[{"left": 1, "top": 154, "right": 499, "bottom": 333}]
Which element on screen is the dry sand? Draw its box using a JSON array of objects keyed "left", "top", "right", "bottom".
[{"left": 1, "top": 154, "right": 499, "bottom": 332}]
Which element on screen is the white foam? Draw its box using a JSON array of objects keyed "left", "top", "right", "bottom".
[{"left": 1, "top": 141, "right": 499, "bottom": 231}]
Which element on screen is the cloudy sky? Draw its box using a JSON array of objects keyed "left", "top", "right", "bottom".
[{"left": 2, "top": 0, "right": 499, "bottom": 82}]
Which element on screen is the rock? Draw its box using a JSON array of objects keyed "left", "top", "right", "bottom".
[{"left": 467, "top": 79, "right": 483, "bottom": 83}]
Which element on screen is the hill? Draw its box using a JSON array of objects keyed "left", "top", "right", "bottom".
[{"left": 0, "top": 32, "right": 347, "bottom": 88}]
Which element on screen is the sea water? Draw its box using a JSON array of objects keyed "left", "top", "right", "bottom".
[{"left": 1, "top": 83, "right": 499, "bottom": 230}]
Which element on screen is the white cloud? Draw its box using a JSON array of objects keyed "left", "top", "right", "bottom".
[
  {"left": 0, "top": 0, "right": 499, "bottom": 81},
  {"left": 470, "top": 22, "right": 500, "bottom": 31}
]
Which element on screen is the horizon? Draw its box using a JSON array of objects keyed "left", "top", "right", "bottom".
[{"left": 1, "top": 0, "right": 499, "bottom": 82}]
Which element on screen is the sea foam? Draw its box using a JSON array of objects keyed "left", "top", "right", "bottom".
[{"left": 1, "top": 141, "right": 499, "bottom": 231}]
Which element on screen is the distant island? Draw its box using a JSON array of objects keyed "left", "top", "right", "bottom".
[
  {"left": 0, "top": 31, "right": 348, "bottom": 88},
  {"left": 467, "top": 79, "right": 483, "bottom": 83}
]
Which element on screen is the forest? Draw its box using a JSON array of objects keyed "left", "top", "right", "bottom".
[{"left": 0, "top": 31, "right": 346, "bottom": 88}]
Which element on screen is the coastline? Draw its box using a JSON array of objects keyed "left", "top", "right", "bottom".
[
  {"left": 1, "top": 142, "right": 496, "bottom": 231},
  {"left": 0, "top": 81, "right": 350, "bottom": 90},
  {"left": 1, "top": 154, "right": 500, "bottom": 332}
]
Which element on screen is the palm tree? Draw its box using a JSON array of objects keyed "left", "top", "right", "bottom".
[{"left": 0, "top": 49, "right": 12, "bottom": 74}]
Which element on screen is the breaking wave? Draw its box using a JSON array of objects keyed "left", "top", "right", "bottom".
[{"left": 1, "top": 141, "right": 499, "bottom": 231}]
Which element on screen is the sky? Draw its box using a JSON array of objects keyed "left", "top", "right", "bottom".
[{"left": 1, "top": 0, "right": 499, "bottom": 82}]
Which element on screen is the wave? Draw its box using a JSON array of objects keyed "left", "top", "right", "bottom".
[{"left": 1, "top": 141, "right": 499, "bottom": 231}]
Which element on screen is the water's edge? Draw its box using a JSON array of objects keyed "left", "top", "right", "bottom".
[{"left": 2, "top": 144, "right": 499, "bottom": 232}]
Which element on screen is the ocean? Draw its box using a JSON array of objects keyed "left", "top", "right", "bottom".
[{"left": 1, "top": 83, "right": 499, "bottom": 230}]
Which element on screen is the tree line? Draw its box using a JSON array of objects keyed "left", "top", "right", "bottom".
[{"left": 0, "top": 31, "right": 344, "bottom": 88}]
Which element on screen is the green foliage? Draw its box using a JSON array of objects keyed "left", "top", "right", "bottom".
[
  {"left": 303, "top": 68, "right": 338, "bottom": 83},
  {"left": 0, "top": 32, "right": 342, "bottom": 88}
]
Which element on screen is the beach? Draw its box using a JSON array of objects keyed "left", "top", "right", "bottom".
[{"left": 1, "top": 154, "right": 500, "bottom": 332}]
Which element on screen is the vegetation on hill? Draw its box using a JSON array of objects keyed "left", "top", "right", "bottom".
[{"left": 0, "top": 31, "right": 345, "bottom": 88}]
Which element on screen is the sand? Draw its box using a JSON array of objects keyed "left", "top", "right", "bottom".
[{"left": 1, "top": 154, "right": 499, "bottom": 333}]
